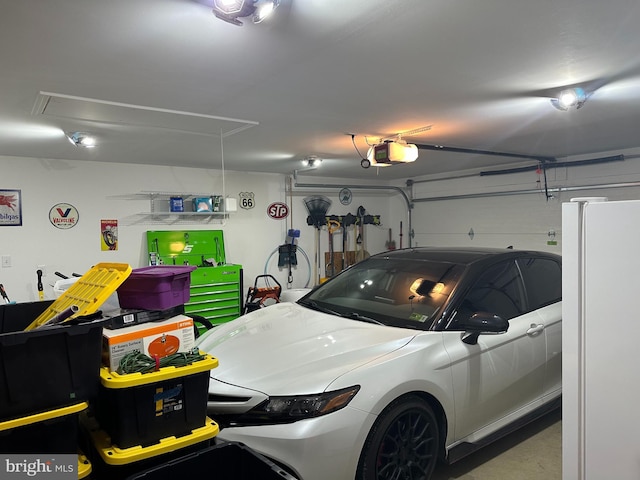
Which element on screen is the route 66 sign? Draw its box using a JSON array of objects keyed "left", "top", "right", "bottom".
[{"left": 239, "top": 192, "right": 255, "bottom": 210}]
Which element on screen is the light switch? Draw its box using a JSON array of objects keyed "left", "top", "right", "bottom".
[{"left": 1, "top": 255, "right": 11, "bottom": 268}]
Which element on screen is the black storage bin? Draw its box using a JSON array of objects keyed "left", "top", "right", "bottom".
[
  {"left": 96, "top": 373, "right": 209, "bottom": 448},
  {"left": 0, "top": 300, "right": 53, "bottom": 333},
  {"left": 0, "top": 401, "right": 87, "bottom": 454},
  {"left": 0, "top": 318, "right": 105, "bottom": 421},
  {"left": 125, "top": 441, "right": 298, "bottom": 480},
  {"left": 94, "top": 356, "right": 216, "bottom": 449},
  {"left": 86, "top": 439, "right": 213, "bottom": 480},
  {"left": 79, "top": 414, "right": 218, "bottom": 480}
]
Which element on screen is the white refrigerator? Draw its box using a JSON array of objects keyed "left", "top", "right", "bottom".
[{"left": 562, "top": 197, "right": 640, "bottom": 480}]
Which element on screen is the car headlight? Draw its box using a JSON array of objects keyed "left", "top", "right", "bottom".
[{"left": 229, "top": 385, "right": 360, "bottom": 426}]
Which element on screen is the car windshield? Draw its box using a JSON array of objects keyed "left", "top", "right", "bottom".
[{"left": 300, "top": 257, "right": 462, "bottom": 329}]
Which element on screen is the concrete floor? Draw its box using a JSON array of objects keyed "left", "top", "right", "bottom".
[{"left": 432, "top": 408, "right": 562, "bottom": 480}]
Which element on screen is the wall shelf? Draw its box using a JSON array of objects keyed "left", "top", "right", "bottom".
[{"left": 118, "top": 192, "right": 233, "bottom": 225}]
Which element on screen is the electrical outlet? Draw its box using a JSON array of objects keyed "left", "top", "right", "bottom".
[
  {"left": 1, "top": 255, "right": 11, "bottom": 268},
  {"left": 37, "top": 264, "right": 47, "bottom": 276}
]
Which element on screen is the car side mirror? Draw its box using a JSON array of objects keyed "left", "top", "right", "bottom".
[{"left": 460, "top": 312, "right": 509, "bottom": 345}]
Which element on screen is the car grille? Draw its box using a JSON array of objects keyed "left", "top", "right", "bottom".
[
  {"left": 208, "top": 393, "right": 252, "bottom": 403},
  {"left": 208, "top": 393, "right": 255, "bottom": 428},
  {"left": 209, "top": 413, "right": 241, "bottom": 429}
]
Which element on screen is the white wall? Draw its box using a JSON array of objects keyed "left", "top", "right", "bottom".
[
  {"left": 4, "top": 147, "right": 639, "bottom": 304},
  {"left": 0, "top": 155, "right": 399, "bottom": 303},
  {"left": 394, "top": 147, "right": 640, "bottom": 254}
]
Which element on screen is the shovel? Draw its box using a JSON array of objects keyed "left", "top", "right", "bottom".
[
  {"left": 355, "top": 206, "right": 370, "bottom": 262},
  {"left": 385, "top": 228, "right": 396, "bottom": 250}
]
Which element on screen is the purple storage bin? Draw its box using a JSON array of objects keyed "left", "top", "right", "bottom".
[{"left": 117, "top": 266, "right": 197, "bottom": 310}]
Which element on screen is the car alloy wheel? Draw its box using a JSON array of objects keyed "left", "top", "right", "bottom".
[{"left": 357, "top": 395, "right": 440, "bottom": 480}]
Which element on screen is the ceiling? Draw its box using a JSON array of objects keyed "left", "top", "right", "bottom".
[{"left": 2, "top": 0, "right": 640, "bottom": 181}]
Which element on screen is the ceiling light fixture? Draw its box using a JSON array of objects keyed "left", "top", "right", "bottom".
[
  {"left": 66, "top": 132, "right": 97, "bottom": 148},
  {"left": 362, "top": 140, "right": 418, "bottom": 169},
  {"left": 212, "top": 0, "right": 280, "bottom": 26},
  {"left": 551, "top": 87, "right": 589, "bottom": 111},
  {"left": 302, "top": 155, "right": 322, "bottom": 168}
]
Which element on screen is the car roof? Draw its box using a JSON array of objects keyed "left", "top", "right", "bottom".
[{"left": 372, "top": 247, "right": 561, "bottom": 266}]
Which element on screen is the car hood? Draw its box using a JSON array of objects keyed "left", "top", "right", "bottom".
[{"left": 196, "top": 302, "right": 417, "bottom": 395}]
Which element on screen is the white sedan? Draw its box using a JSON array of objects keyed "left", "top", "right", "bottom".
[{"left": 196, "top": 247, "right": 562, "bottom": 480}]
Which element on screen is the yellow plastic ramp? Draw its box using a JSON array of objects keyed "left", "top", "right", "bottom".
[{"left": 25, "top": 262, "right": 132, "bottom": 330}]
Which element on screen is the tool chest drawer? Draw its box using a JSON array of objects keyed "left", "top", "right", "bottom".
[
  {"left": 190, "top": 266, "right": 240, "bottom": 284},
  {"left": 187, "top": 266, "right": 243, "bottom": 326}
]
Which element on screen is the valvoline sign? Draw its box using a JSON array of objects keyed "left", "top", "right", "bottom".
[
  {"left": 267, "top": 202, "right": 289, "bottom": 219},
  {"left": 49, "top": 203, "right": 79, "bottom": 229}
]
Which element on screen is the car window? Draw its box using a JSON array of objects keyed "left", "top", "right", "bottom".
[
  {"left": 450, "top": 260, "right": 525, "bottom": 329},
  {"left": 303, "top": 258, "right": 462, "bottom": 329},
  {"left": 517, "top": 257, "right": 562, "bottom": 310}
]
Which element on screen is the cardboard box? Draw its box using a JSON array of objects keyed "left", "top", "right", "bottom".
[
  {"left": 169, "top": 196, "right": 184, "bottom": 212},
  {"left": 102, "top": 315, "right": 195, "bottom": 371},
  {"left": 192, "top": 197, "right": 213, "bottom": 212}
]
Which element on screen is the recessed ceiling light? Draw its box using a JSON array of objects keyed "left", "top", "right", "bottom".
[
  {"left": 551, "top": 87, "right": 589, "bottom": 111},
  {"left": 66, "top": 132, "right": 97, "bottom": 148},
  {"left": 302, "top": 155, "right": 322, "bottom": 168},
  {"left": 212, "top": 0, "right": 280, "bottom": 26}
]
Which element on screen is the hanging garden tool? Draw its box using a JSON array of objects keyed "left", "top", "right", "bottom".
[
  {"left": 278, "top": 229, "right": 300, "bottom": 286},
  {"left": 341, "top": 213, "right": 357, "bottom": 272},
  {"left": 304, "top": 195, "right": 332, "bottom": 285},
  {"left": 341, "top": 223, "right": 347, "bottom": 272},
  {"left": 355, "top": 206, "right": 371, "bottom": 263},
  {"left": 385, "top": 228, "right": 396, "bottom": 250},
  {"left": 325, "top": 218, "right": 340, "bottom": 278},
  {"left": 278, "top": 177, "right": 300, "bottom": 287}
]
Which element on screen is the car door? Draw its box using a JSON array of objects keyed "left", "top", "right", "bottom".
[
  {"left": 442, "top": 259, "right": 547, "bottom": 442},
  {"left": 517, "top": 256, "right": 562, "bottom": 398}
]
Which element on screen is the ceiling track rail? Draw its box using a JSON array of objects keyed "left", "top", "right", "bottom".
[
  {"left": 293, "top": 181, "right": 413, "bottom": 247},
  {"left": 412, "top": 180, "right": 640, "bottom": 203},
  {"left": 408, "top": 154, "right": 627, "bottom": 187},
  {"left": 414, "top": 144, "right": 556, "bottom": 163},
  {"left": 479, "top": 154, "right": 624, "bottom": 176}
]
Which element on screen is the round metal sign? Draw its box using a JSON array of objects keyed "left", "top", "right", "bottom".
[
  {"left": 339, "top": 188, "right": 352, "bottom": 205},
  {"left": 49, "top": 203, "right": 79, "bottom": 229},
  {"left": 267, "top": 202, "right": 289, "bottom": 219}
]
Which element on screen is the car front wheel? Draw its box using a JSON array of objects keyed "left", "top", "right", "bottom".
[{"left": 357, "top": 395, "right": 440, "bottom": 480}]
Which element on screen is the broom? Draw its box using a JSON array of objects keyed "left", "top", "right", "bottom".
[{"left": 304, "top": 196, "right": 332, "bottom": 285}]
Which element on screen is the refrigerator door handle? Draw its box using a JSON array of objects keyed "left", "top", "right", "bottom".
[{"left": 526, "top": 323, "right": 545, "bottom": 336}]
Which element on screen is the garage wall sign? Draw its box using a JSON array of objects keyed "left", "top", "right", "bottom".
[
  {"left": 49, "top": 203, "right": 79, "bottom": 229},
  {"left": 239, "top": 192, "right": 255, "bottom": 210},
  {"left": 0, "top": 189, "right": 22, "bottom": 226},
  {"left": 267, "top": 202, "right": 289, "bottom": 220},
  {"left": 339, "top": 188, "right": 352, "bottom": 205},
  {"left": 101, "top": 219, "right": 118, "bottom": 251}
]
